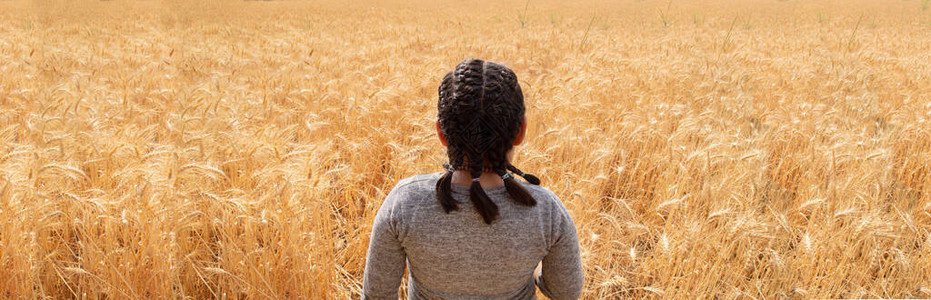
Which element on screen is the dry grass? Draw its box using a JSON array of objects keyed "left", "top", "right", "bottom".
[{"left": 1, "top": 0, "right": 930, "bottom": 298}]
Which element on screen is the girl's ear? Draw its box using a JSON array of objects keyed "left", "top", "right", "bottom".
[
  {"left": 436, "top": 120, "right": 448, "bottom": 146},
  {"left": 513, "top": 116, "right": 527, "bottom": 146}
]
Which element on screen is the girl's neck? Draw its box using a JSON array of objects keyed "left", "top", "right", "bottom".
[{"left": 450, "top": 170, "right": 504, "bottom": 189}]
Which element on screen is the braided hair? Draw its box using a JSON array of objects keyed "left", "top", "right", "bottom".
[{"left": 435, "top": 59, "right": 541, "bottom": 224}]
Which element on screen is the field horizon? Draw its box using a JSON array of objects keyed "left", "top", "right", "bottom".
[{"left": 1, "top": 0, "right": 930, "bottom": 298}]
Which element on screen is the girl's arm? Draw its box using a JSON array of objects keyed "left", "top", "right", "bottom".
[
  {"left": 535, "top": 200, "right": 583, "bottom": 299},
  {"left": 362, "top": 187, "right": 407, "bottom": 299}
]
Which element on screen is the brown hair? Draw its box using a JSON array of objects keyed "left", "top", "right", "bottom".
[{"left": 435, "top": 59, "right": 540, "bottom": 224}]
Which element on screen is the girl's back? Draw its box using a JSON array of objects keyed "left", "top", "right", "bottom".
[{"left": 363, "top": 173, "right": 582, "bottom": 299}]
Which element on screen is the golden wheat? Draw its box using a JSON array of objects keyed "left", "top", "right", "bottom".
[{"left": 1, "top": 0, "right": 930, "bottom": 298}]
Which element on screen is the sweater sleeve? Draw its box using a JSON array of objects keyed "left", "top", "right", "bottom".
[
  {"left": 362, "top": 184, "right": 407, "bottom": 300},
  {"left": 535, "top": 196, "right": 583, "bottom": 299}
]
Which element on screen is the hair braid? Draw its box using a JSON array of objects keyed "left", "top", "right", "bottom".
[
  {"left": 507, "top": 164, "right": 540, "bottom": 185},
  {"left": 436, "top": 58, "right": 541, "bottom": 224},
  {"left": 487, "top": 145, "right": 536, "bottom": 207},
  {"left": 468, "top": 148, "right": 498, "bottom": 224}
]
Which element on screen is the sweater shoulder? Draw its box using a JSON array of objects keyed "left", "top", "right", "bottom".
[
  {"left": 392, "top": 172, "right": 443, "bottom": 197},
  {"left": 384, "top": 172, "right": 443, "bottom": 208},
  {"left": 521, "top": 183, "right": 568, "bottom": 213}
]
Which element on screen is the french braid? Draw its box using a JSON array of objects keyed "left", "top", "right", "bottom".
[{"left": 435, "top": 59, "right": 540, "bottom": 224}]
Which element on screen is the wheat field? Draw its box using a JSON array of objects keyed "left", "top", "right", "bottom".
[{"left": 1, "top": 0, "right": 930, "bottom": 298}]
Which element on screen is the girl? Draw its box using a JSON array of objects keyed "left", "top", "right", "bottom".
[{"left": 362, "top": 59, "right": 583, "bottom": 299}]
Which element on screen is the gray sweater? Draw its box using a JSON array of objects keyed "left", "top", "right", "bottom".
[{"left": 362, "top": 172, "right": 583, "bottom": 299}]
